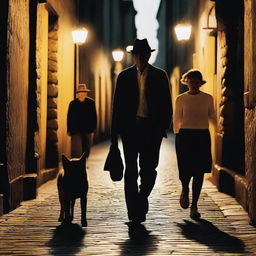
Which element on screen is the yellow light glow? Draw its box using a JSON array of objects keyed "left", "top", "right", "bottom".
[
  {"left": 72, "top": 28, "right": 88, "bottom": 44},
  {"left": 112, "top": 49, "right": 124, "bottom": 62},
  {"left": 174, "top": 24, "right": 192, "bottom": 41},
  {"left": 126, "top": 45, "right": 133, "bottom": 52}
]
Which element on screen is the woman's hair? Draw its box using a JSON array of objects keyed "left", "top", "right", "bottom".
[{"left": 180, "top": 69, "right": 206, "bottom": 85}]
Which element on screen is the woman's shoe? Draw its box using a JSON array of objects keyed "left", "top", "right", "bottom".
[
  {"left": 179, "top": 191, "right": 189, "bottom": 209},
  {"left": 190, "top": 206, "right": 201, "bottom": 220}
]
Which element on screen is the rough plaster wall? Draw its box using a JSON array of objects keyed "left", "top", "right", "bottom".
[{"left": 7, "top": 0, "right": 29, "bottom": 181}]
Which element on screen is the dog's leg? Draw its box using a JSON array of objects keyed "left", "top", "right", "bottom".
[
  {"left": 57, "top": 174, "right": 65, "bottom": 222},
  {"left": 58, "top": 189, "right": 65, "bottom": 222},
  {"left": 63, "top": 198, "right": 72, "bottom": 224},
  {"left": 80, "top": 194, "right": 87, "bottom": 227}
]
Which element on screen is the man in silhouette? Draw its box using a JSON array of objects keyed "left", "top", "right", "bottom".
[
  {"left": 111, "top": 38, "right": 172, "bottom": 223},
  {"left": 67, "top": 83, "right": 97, "bottom": 158}
]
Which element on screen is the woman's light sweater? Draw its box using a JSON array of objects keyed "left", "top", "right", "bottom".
[{"left": 173, "top": 91, "right": 216, "bottom": 134}]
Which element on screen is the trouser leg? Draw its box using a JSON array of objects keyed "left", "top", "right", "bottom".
[
  {"left": 82, "top": 133, "right": 94, "bottom": 158},
  {"left": 121, "top": 132, "right": 139, "bottom": 221},
  {"left": 181, "top": 178, "right": 190, "bottom": 194},
  {"left": 138, "top": 133, "right": 162, "bottom": 217},
  {"left": 122, "top": 122, "right": 163, "bottom": 222},
  {"left": 139, "top": 144, "right": 162, "bottom": 197},
  {"left": 71, "top": 133, "right": 83, "bottom": 158}
]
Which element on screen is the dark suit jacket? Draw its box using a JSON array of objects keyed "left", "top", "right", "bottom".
[
  {"left": 111, "top": 64, "right": 172, "bottom": 137},
  {"left": 67, "top": 97, "right": 97, "bottom": 135}
]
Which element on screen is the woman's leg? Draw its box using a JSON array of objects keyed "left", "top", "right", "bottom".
[
  {"left": 190, "top": 172, "right": 204, "bottom": 219},
  {"left": 191, "top": 172, "right": 204, "bottom": 207},
  {"left": 180, "top": 177, "right": 190, "bottom": 209},
  {"left": 181, "top": 178, "right": 190, "bottom": 194}
]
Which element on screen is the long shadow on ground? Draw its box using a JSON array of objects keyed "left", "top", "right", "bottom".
[
  {"left": 176, "top": 218, "right": 247, "bottom": 254},
  {"left": 47, "top": 223, "right": 85, "bottom": 255},
  {"left": 119, "top": 222, "right": 158, "bottom": 256}
]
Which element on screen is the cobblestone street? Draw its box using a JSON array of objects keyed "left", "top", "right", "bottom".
[{"left": 0, "top": 135, "right": 256, "bottom": 255}]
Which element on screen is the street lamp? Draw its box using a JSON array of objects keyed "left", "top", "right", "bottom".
[
  {"left": 72, "top": 28, "right": 88, "bottom": 97},
  {"left": 174, "top": 23, "right": 192, "bottom": 41},
  {"left": 126, "top": 45, "right": 133, "bottom": 53},
  {"left": 72, "top": 28, "right": 88, "bottom": 44},
  {"left": 125, "top": 45, "right": 133, "bottom": 66},
  {"left": 112, "top": 49, "right": 124, "bottom": 62},
  {"left": 111, "top": 49, "right": 124, "bottom": 85}
]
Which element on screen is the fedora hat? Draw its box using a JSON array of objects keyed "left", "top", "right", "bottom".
[
  {"left": 128, "top": 38, "right": 155, "bottom": 54},
  {"left": 76, "top": 83, "right": 91, "bottom": 93},
  {"left": 180, "top": 69, "right": 206, "bottom": 85}
]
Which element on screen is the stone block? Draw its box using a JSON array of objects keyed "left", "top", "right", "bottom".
[
  {"left": 48, "top": 30, "right": 58, "bottom": 40},
  {"left": 48, "top": 59, "right": 57, "bottom": 72},
  {"left": 220, "top": 65, "right": 227, "bottom": 78},
  {"left": 47, "top": 108, "right": 57, "bottom": 119},
  {"left": 47, "top": 128, "right": 58, "bottom": 142},
  {"left": 48, "top": 39, "right": 58, "bottom": 52},
  {"left": 48, "top": 51, "right": 57, "bottom": 61},
  {"left": 48, "top": 83, "right": 58, "bottom": 97},
  {"left": 48, "top": 72, "right": 58, "bottom": 84},
  {"left": 47, "top": 98, "right": 57, "bottom": 108},
  {"left": 47, "top": 119, "right": 58, "bottom": 129}
]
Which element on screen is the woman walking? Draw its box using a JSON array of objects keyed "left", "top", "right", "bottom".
[{"left": 173, "top": 69, "right": 216, "bottom": 220}]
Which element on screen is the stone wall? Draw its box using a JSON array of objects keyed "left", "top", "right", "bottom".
[
  {"left": 45, "top": 23, "right": 58, "bottom": 168},
  {"left": 244, "top": 0, "right": 256, "bottom": 225},
  {"left": 6, "top": 0, "right": 30, "bottom": 210},
  {"left": 212, "top": 0, "right": 247, "bottom": 213},
  {"left": 215, "top": 0, "right": 244, "bottom": 174},
  {"left": 35, "top": 1, "right": 76, "bottom": 174}
]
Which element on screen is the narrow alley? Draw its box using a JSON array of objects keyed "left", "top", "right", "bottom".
[{"left": 0, "top": 135, "right": 255, "bottom": 256}]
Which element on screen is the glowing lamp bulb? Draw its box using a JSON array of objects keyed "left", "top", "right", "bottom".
[
  {"left": 126, "top": 45, "right": 133, "bottom": 52},
  {"left": 72, "top": 28, "right": 88, "bottom": 44},
  {"left": 112, "top": 49, "right": 124, "bottom": 62},
  {"left": 174, "top": 24, "right": 192, "bottom": 41}
]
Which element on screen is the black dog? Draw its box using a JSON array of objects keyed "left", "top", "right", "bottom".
[{"left": 57, "top": 153, "right": 88, "bottom": 227}]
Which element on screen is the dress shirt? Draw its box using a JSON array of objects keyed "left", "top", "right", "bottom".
[{"left": 136, "top": 65, "right": 148, "bottom": 117}]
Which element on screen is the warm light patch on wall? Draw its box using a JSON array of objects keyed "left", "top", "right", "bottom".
[{"left": 132, "top": 0, "right": 161, "bottom": 64}]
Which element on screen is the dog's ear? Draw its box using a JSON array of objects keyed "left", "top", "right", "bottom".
[{"left": 62, "top": 154, "right": 70, "bottom": 168}]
